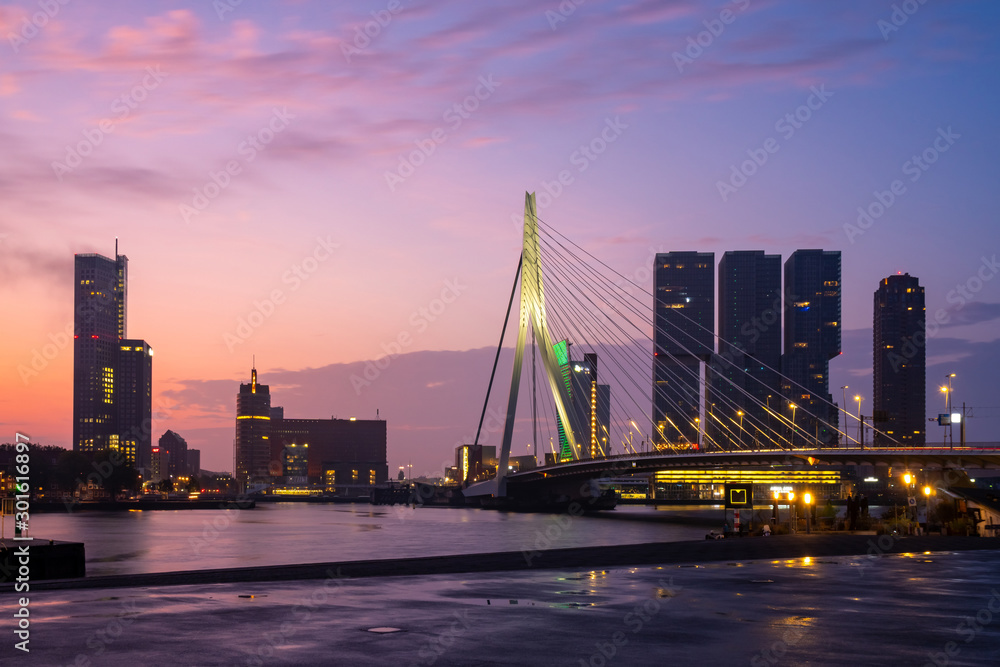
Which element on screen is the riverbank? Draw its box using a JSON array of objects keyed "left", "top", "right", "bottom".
[{"left": 9, "top": 533, "right": 998, "bottom": 592}]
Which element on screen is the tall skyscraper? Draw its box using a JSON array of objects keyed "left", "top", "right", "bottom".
[
  {"left": 873, "top": 274, "right": 926, "bottom": 445},
  {"left": 652, "top": 251, "right": 714, "bottom": 446},
  {"left": 118, "top": 339, "right": 153, "bottom": 468},
  {"left": 781, "top": 250, "right": 841, "bottom": 446},
  {"left": 715, "top": 251, "right": 781, "bottom": 447},
  {"left": 73, "top": 247, "right": 151, "bottom": 466},
  {"left": 235, "top": 367, "right": 272, "bottom": 492}
]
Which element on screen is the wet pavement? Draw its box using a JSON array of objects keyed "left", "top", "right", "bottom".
[{"left": 5, "top": 547, "right": 1000, "bottom": 666}]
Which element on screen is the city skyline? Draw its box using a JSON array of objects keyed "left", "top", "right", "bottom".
[{"left": 3, "top": 1, "right": 1000, "bottom": 474}]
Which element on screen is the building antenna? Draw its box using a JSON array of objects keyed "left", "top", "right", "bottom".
[{"left": 115, "top": 237, "right": 118, "bottom": 257}]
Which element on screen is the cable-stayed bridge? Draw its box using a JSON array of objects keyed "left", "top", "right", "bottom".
[{"left": 464, "top": 193, "right": 1000, "bottom": 508}]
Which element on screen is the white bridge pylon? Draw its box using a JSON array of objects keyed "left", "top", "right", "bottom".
[{"left": 465, "top": 192, "right": 584, "bottom": 499}]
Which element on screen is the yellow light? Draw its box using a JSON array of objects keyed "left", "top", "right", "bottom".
[
  {"left": 940, "top": 387, "right": 948, "bottom": 393},
  {"left": 804, "top": 492, "right": 812, "bottom": 504},
  {"left": 788, "top": 492, "right": 795, "bottom": 501},
  {"left": 903, "top": 473, "right": 912, "bottom": 485},
  {"left": 923, "top": 486, "right": 932, "bottom": 496}
]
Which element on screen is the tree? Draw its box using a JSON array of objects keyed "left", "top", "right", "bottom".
[
  {"left": 159, "top": 478, "right": 174, "bottom": 493},
  {"left": 93, "top": 450, "right": 140, "bottom": 500}
]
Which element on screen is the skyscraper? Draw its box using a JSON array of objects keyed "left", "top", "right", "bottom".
[
  {"left": 73, "top": 247, "right": 151, "bottom": 466},
  {"left": 715, "top": 251, "right": 781, "bottom": 447},
  {"left": 235, "top": 367, "right": 272, "bottom": 492},
  {"left": 781, "top": 250, "right": 841, "bottom": 446},
  {"left": 873, "top": 274, "right": 926, "bottom": 445},
  {"left": 652, "top": 251, "right": 714, "bottom": 446},
  {"left": 118, "top": 339, "right": 153, "bottom": 468}
]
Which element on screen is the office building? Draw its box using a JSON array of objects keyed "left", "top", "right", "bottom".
[
  {"left": 158, "top": 430, "right": 189, "bottom": 477},
  {"left": 873, "top": 274, "right": 926, "bottom": 445},
  {"left": 235, "top": 367, "right": 272, "bottom": 492},
  {"left": 714, "top": 251, "right": 782, "bottom": 447},
  {"left": 652, "top": 252, "right": 714, "bottom": 446},
  {"left": 553, "top": 342, "right": 612, "bottom": 460},
  {"left": 118, "top": 339, "right": 153, "bottom": 469},
  {"left": 73, "top": 247, "right": 152, "bottom": 468},
  {"left": 781, "top": 250, "right": 841, "bottom": 446},
  {"left": 269, "top": 414, "right": 388, "bottom": 490}
]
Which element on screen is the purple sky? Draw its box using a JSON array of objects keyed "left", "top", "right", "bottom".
[{"left": 2, "top": 1, "right": 999, "bottom": 475}]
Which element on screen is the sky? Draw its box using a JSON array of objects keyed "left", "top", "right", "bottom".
[{"left": 2, "top": 0, "right": 999, "bottom": 476}]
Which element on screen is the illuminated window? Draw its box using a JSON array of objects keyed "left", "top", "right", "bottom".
[
  {"left": 351, "top": 469, "right": 358, "bottom": 482},
  {"left": 369, "top": 470, "right": 376, "bottom": 485}
]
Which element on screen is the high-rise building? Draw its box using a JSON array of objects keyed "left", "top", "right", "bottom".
[
  {"left": 118, "top": 339, "right": 153, "bottom": 468},
  {"left": 187, "top": 449, "right": 201, "bottom": 478},
  {"left": 652, "top": 252, "right": 714, "bottom": 446},
  {"left": 158, "top": 430, "right": 188, "bottom": 477},
  {"left": 552, "top": 343, "right": 612, "bottom": 460},
  {"left": 873, "top": 274, "right": 926, "bottom": 445},
  {"left": 781, "top": 250, "right": 841, "bottom": 446},
  {"left": 73, "top": 247, "right": 151, "bottom": 467},
  {"left": 235, "top": 367, "right": 272, "bottom": 492},
  {"left": 715, "top": 251, "right": 781, "bottom": 447}
]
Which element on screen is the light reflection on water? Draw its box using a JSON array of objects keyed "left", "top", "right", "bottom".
[{"left": 28, "top": 503, "right": 718, "bottom": 576}]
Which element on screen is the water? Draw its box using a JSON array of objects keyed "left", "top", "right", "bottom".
[{"left": 26, "top": 504, "right": 720, "bottom": 576}]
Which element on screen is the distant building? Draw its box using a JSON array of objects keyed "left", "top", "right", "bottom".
[
  {"left": 158, "top": 430, "right": 189, "bottom": 477},
  {"left": 187, "top": 449, "right": 201, "bottom": 477},
  {"left": 268, "top": 415, "right": 388, "bottom": 492},
  {"left": 553, "top": 342, "right": 611, "bottom": 460},
  {"left": 781, "top": 250, "right": 841, "bottom": 446},
  {"left": 73, "top": 247, "right": 152, "bottom": 468},
  {"left": 118, "top": 340, "right": 153, "bottom": 469},
  {"left": 455, "top": 444, "right": 496, "bottom": 483},
  {"left": 653, "top": 251, "right": 714, "bottom": 446},
  {"left": 150, "top": 446, "right": 169, "bottom": 483},
  {"left": 235, "top": 367, "right": 272, "bottom": 492},
  {"left": 873, "top": 274, "right": 926, "bottom": 445},
  {"left": 714, "top": 251, "right": 781, "bottom": 448}
]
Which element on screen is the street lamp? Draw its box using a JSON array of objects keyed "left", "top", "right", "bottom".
[
  {"left": 840, "top": 385, "right": 849, "bottom": 447},
  {"left": 737, "top": 411, "right": 744, "bottom": 449},
  {"left": 854, "top": 395, "right": 864, "bottom": 448},
  {"left": 923, "top": 485, "right": 933, "bottom": 532},
  {"left": 804, "top": 492, "right": 813, "bottom": 534},
  {"left": 947, "top": 374, "right": 955, "bottom": 447},
  {"left": 789, "top": 403, "right": 798, "bottom": 448}
]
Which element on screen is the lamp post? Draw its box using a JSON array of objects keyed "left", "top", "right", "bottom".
[
  {"left": 940, "top": 385, "right": 949, "bottom": 446},
  {"left": 737, "top": 411, "right": 744, "bottom": 449},
  {"left": 947, "top": 373, "right": 955, "bottom": 447},
  {"left": 840, "top": 385, "right": 849, "bottom": 447},
  {"left": 789, "top": 403, "right": 798, "bottom": 448},
  {"left": 804, "top": 492, "right": 813, "bottom": 534},
  {"left": 855, "top": 395, "right": 864, "bottom": 448},
  {"left": 923, "top": 485, "right": 932, "bottom": 533}
]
